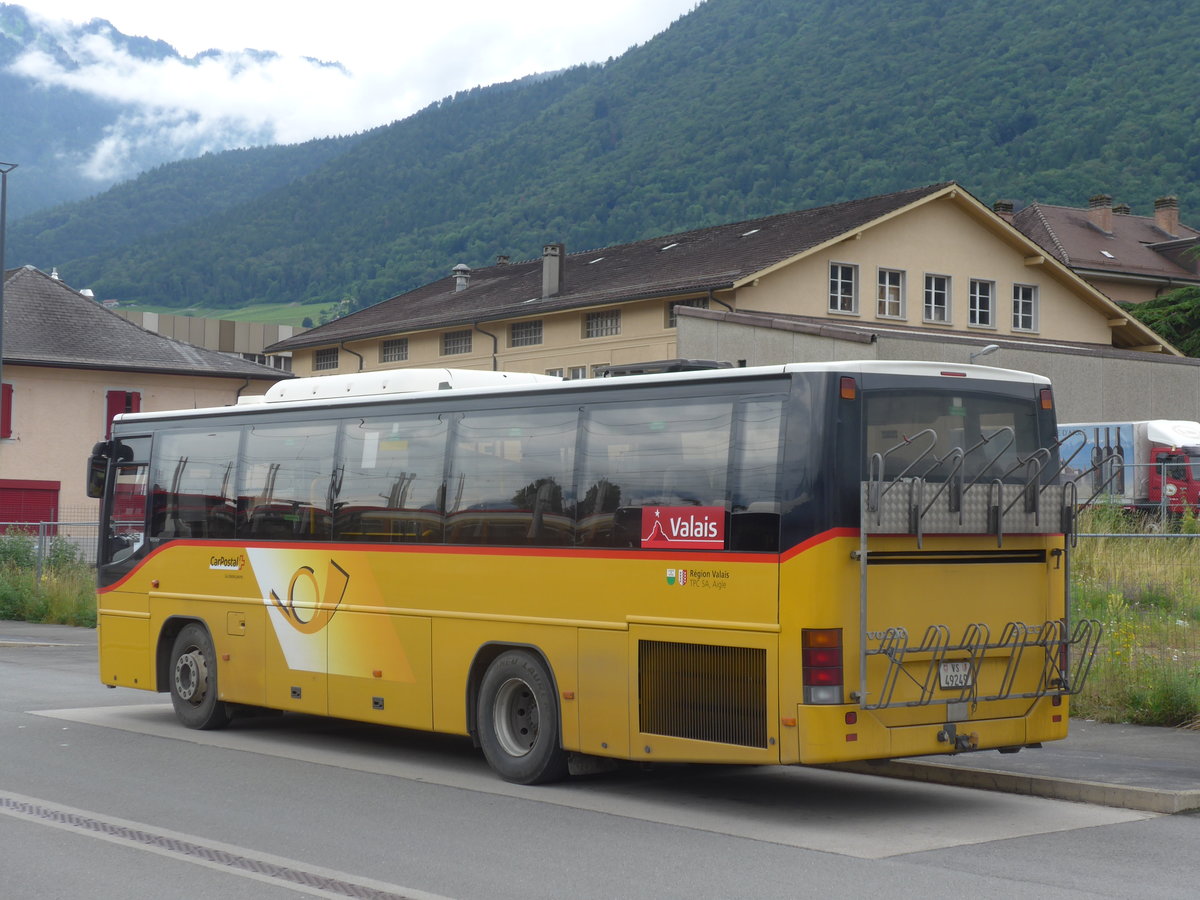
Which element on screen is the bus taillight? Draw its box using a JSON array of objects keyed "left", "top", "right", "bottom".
[{"left": 802, "top": 628, "right": 844, "bottom": 704}]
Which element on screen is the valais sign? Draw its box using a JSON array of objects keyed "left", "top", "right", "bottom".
[{"left": 641, "top": 506, "right": 725, "bottom": 550}]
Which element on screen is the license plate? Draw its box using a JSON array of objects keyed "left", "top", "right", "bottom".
[{"left": 939, "top": 660, "right": 973, "bottom": 689}]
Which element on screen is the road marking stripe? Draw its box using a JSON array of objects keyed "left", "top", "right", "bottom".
[{"left": 0, "top": 790, "right": 452, "bottom": 900}]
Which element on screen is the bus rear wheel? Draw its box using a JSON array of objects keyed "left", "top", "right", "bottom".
[
  {"left": 169, "top": 623, "right": 232, "bottom": 730},
  {"left": 478, "top": 650, "right": 568, "bottom": 784}
]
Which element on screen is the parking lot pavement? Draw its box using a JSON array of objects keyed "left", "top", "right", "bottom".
[
  {"left": 5, "top": 621, "right": 1197, "bottom": 813},
  {"left": 834, "top": 719, "right": 1200, "bottom": 813}
]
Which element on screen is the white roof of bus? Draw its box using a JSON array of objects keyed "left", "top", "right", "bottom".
[{"left": 113, "top": 360, "right": 1051, "bottom": 426}]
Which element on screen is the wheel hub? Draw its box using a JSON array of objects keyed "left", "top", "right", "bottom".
[
  {"left": 493, "top": 677, "right": 539, "bottom": 757},
  {"left": 174, "top": 649, "right": 209, "bottom": 704}
]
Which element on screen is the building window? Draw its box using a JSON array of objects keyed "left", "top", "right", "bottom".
[
  {"left": 969, "top": 280, "right": 995, "bottom": 327},
  {"left": 241, "top": 352, "right": 292, "bottom": 371},
  {"left": 568, "top": 366, "right": 587, "bottom": 380},
  {"left": 314, "top": 347, "right": 339, "bottom": 371},
  {"left": 584, "top": 310, "right": 621, "bottom": 338},
  {"left": 923, "top": 274, "right": 951, "bottom": 323},
  {"left": 441, "top": 330, "right": 473, "bottom": 355},
  {"left": 666, "top": 298, "right": 709, "bottom": 328},
  {"left": 381, "top": 338, "right": 409, "bottom": 362},
  {"left": 876, "top": 269, "right": 905, "bottom": 319},
  {"left": 509, "top": 320, "right": 543, "bottom": 347},
  {"left": 545, "top": 368, "right": 564, "bottom": 378},
  {"left": 1013, "top": 284, "right": 1038, "bottom": 331},
  {"left": 105, "top": 390, "right": 142, "bottom": 439},
  {"left": 829, "top": 263, "right": 858, "bottom": 313}
]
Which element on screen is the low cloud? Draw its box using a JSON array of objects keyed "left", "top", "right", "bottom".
[
  {"left": 9, "top": 26, "right": 406, "bottom": 182},
  {"left": 10, "top": 2, "right": 697, "bottom": 184}
]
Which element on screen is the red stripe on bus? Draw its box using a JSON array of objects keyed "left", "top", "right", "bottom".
[{"left": 98, "top": 528, "right": 865, "bottom": 594}]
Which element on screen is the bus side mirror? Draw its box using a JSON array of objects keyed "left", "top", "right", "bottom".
[{"left": 87, "top": 454, "right": 108, "bottom": 499}]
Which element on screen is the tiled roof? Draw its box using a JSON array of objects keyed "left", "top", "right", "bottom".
[
  {"left": 1011, "top": 203, "right": 1200, "bottom": 282},
  {"left": 267, "top": 182, "right": 955, "bottom": 352},
  {"left": 2, "top": 266, "right": 285, "bottom": 379}
]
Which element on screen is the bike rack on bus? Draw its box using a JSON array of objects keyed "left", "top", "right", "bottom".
[
  {"left": 856, "top": 427, "right": 1103, "bottom": 714},
  {"left": 859, "top": 618, "right": 1102, "bottom": 711}
]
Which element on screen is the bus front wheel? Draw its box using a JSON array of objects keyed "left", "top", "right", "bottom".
[
  {"left": 169, "top": 623, "right": 232, "bottom": 730},
  {"left": 477, "top": 651, "right": 568, "bottom": 784}
]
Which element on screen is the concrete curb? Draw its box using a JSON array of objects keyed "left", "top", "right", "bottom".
[{"left": 830, "top": 760, "right": 1200, "bottom": 815}]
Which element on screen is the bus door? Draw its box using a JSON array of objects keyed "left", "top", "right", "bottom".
[
  {"left": 92, "top": 435, "right": 152, "bottom": 585},
  {"left": 90, "top": 434, "right": 154, "bottom": 688}
]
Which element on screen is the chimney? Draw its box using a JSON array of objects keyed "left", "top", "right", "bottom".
[
  {"left": 1113, "top": 203, "right": 1131, "bottom": 216},
  {"left": 992, "top": 200, "right": 1014, "bottom": 217},
  {"left": 50, "top": 267, "right": 60, "bottom": 280},
  {"left": 496, "top": 255, "right": 510, "bottom": 266},
  {"left": 541, "top": 243, "right": 564, "bottom": 298},
  {"left": 452, "top": 263, "right": 470, "bottom": 292},
  {"left": 1088, "top": 194, "right": 1113, "bottom": 233},
  {"left": 1154, "top": 196, "right": 1180, "bottom": 237}
]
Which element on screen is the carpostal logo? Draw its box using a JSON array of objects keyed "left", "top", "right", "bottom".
[
  {"left": 209, "top": 553, "right": 247, "bottom": 571},
  {"left": 641, "top": 506, "right": 725, "bottom": 550}
]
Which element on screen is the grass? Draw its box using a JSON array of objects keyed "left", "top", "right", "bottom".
[
  {"left": 0, "top": 530, "right": 97, "bottom": 628},
  {"left": 1070, "top": 506, "right": 1200, "bottom": 728}
]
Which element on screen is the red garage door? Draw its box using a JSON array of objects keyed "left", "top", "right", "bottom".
[{"left": 0, "top": 480, "right": 60, "bottom": 532}]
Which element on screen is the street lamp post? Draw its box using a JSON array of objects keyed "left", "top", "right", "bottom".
[
  {"left": 970, "top": 343, "right": 999, "bottom": 364},
  {"left": 0, "top": 162, "right": 17, "bottom": 396}
]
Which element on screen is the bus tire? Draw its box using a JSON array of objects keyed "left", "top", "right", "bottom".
[
  {"left": 169, "top": 623, "right": 232, "bottom": 730},
  {"left": 477, "top": 650, "right": 568, "bottom": 784}
]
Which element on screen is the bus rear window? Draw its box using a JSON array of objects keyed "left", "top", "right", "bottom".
[{"left": 863, "top": 390, "right": 1042, "bottom": 484}]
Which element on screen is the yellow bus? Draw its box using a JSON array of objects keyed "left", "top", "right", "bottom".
[{"left": 89, "top": 361, "right": 1099, "bottom": 783}]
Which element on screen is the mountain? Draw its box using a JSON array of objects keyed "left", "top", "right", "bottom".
[
  {"left": 8, "top": 0, "right": 1200, "bottom": 316},
  {"left": 0, "top": 4, "right": 292, "bottom": 217}
]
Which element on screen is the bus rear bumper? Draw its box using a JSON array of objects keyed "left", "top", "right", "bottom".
[{"left": 790, "top": 697, "right": 1069, "bottom": 765}]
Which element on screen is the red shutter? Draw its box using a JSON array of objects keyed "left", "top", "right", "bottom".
[
  {"left": 0, "top": 383, "right": 11, "bottom": 439},
  {"left": 105, "top": 390, "right": 142, "bottom": 438},
  {"left": 105, "top": 391, "right": 124, "bottom": 439},
  {"left": 0, "top": 479, "right": 60, "bottom": 532}
]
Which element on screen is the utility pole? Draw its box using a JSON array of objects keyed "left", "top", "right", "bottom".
[{"left": 0, "top": 162, "right": 17, "bottom": 397}]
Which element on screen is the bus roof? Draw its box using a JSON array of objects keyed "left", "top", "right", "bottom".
[{"left": 112, "top": 360, "right": 1051, "bottom": 427}]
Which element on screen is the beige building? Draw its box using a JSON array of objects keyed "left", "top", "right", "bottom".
[
  {"left": 1001, "top": 194, "right": 1200, "bottom": 305},
  {"left": 266, "top": 182, "right": 1176, "bottom": 377},
  {"left": 1, "top": 266, "right": 285, "bottom": 523}
]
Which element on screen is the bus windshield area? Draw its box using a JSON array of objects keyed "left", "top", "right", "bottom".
[{"left": 863, "top": 389, "right": 1045, "bottom": 486}]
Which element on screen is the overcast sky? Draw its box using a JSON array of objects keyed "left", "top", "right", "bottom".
[{"left": 14, "top": 1, "right": 699, "bottom": 178}]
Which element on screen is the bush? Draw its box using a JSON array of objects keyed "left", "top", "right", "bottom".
[
  {"left": 0, "top": 529, "right": 36, "bottom": 568},
  {"left": 0, "top": 530, "right": 96, "bottom": 627}
]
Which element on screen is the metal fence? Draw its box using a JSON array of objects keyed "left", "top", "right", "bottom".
[{"left": 0, "top": 521, "right": 100, "bottom": 576}]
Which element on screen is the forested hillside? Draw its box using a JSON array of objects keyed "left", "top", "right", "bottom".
[{"left": 10, "top": 0, "right": 1199, "bottom": 316}]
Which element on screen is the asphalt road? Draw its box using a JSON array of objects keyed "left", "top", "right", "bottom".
[{"left": 2, "top": 622, "right": 1197, "bottom": 899}]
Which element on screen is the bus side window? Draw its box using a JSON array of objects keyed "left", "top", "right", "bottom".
[
  {"left": 446, "top": 407, "right": 577, "bottom": 547},
  {"left": 333, "top": 416, "right": 447, "bottom": 543},
  {"left": 728, "top": 399, "right": 784, "bottom": 552},
  {"left": 149, "top": 428, "right": 240, "bottom": 542},
  {"left": 238, "top": 424, "right": 338, "bottom": 542},
  {"left": 577, "top": 397, "right": 733, "bottom": 548}
]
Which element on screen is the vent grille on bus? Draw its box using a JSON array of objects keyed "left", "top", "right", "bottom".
[{"left": 638, "top": 640, "right": 768, "bottom": 748}]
